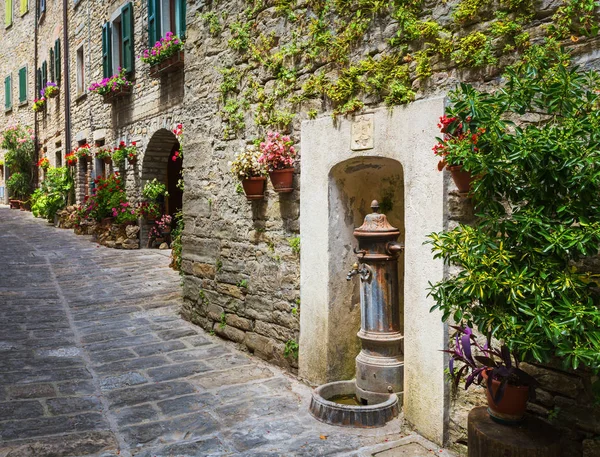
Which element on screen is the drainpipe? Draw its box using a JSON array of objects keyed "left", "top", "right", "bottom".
[
  {"left": 33, "top": 0, "right": 39, "bottom": 190},
  {"left": 62, "top": 0, "right": 71, "bottom": 155}
]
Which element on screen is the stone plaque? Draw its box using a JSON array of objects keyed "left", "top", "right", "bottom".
[{"left": 351, "top": 114, "right": 374, "bottom": 151}]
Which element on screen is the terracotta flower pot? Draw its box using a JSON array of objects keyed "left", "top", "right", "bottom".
[
  {"left": 103, "top": 157, "right": 112, "bottom": 165},
  {"left": 85, "top": 155, "right": 93, "bottom": 163},
  {"left": 482, "top": 370, "right": 530, "bottom": 424},
  {"left": 269, "top": 168, "right": 294, "bottom": 193},
  {"left": 241, "top": 176, "right": 267, "bottom": 200},
  {"left": 128, "top": 156, "right": 137, "bottom": 164},
  {"left": 448, "top": 164, "right": 473, "bottom": 193}
]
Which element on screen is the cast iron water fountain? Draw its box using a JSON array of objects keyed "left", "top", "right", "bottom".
[{"left": 309, "top": 200, "right": 404, "bottom": 427}]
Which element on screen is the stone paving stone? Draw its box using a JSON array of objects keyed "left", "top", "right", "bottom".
[
  {"left": 84, "top": 334, "right": 161, "bottom": 352},
  {"left": 147, "top": 361, "right": 211, "bottom": 382},
  {"left": 100, "top": 372, "right": 148, "bottom": 391},
  {"left": 114, "top": 404, "right": 160, "bottom": 427},
  {"left": 167, "top": 344, "right": 231, "bottom": 362},
  {"left": 132, "top": 340, "right": 187, "bottom": 357},
  {"left": 192, "top": 365, "right": 274, "bottom": 389},
  {"left": 106, "top": 381, "right": 197, "bottom": 408},
  {"left": 156, "top": 393, "right": 220, "bottom": 416},
  {"left": 134, "top": 436, "right": 233, "bottom": 457},
  {"left": 88, "top": 348, "right": 138, "bottom": 364},
  {"left": 0, "top": 431, "right": 118, "bottom": 457},
  {"left": 46, "top": 396, "right": 102, "bottom": 415},
  {"left": 6, "top": 384, "right": 57, "bottom": 399},
  {"left": 94, "top": 355, "right": 170, "bottom": 375},
  {"left": 156, "top": 327, "right": 200, "bottom": 340},
  {"left": 0, "top": 400, "right": 45, "bottom": 420},
  {"left": 80, "top": 330, "right": 130, "bottom": 344},
  {"left": 56, "top": 380, "right": 97, "bottom": 396},
  {"left": 0, "top": 413, "right": 107, "bottom": 441}
]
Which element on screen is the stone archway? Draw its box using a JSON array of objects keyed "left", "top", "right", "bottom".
[
  {"left": 141, "top": 128, "right": 182, "bottom": 238},
  {"left": 299, "top": 98, "right": 449, "bottom": 444}
]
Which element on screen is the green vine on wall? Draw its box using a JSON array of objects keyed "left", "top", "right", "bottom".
[{"left": 198, "top": 0, "right": 600, "bottom": 136}]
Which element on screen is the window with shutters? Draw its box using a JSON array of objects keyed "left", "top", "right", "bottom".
[
  {"left": 49, "top": 49, "right": 54, "bottom": 82},
  {"left": 5, "top": 75, "right": 12, "bottom": 111},
  {"left": 5, "top": 0, "right": 13, "bottom": 28},
  {"left": 18, "top": 66, "right": 26, "bottom": 104},
  {"left": 148, "top": 0, "right": 185, "bottom": 46},
  {"left": 41, "top": 61, "right": 47, "bottom": 91},
  {"left": 103, "top": 2, "right": 134, "bottom": 77},
  {"left": 19, "top": 0, "right": 27, "bottom": 16}
]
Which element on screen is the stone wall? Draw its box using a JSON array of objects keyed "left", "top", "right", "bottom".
[{"left": 180, "top": 0, "right": 600, "bottom": 452}]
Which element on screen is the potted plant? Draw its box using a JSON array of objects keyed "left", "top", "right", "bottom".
[
  {"left": 142, "top": 178, "right": 169, "bottom": 203},
  {"left": 112, "top": 142, "right": 128, "bottom": 168},
  {"left": 125, "top": 141, "right": 138, "bottom": 164},
  {"left": 37, "top": 157, "right": 50, "bottom": 170},
  {"left": 111, "top": 201, "right": 137, "bottom": 226},
  {"left": 88, "top": 68, "right": 132, "bottom": 103},
  {"left": 65, "top": 151, "right": 78, "bottom": 166},
  {"left": 446, "top": 326, "right": 537, "bottom": 424},
  {"left": 32, "top": 98, "right": 46, "bottom": 112},
  {"left": 230, "top": 144, "right": 267, "bottom": 200},
  {"left": 140, "top": 32, "right": 185, "bottom": 78},
  {"left": 156, "top": 214, "right": 172, "bottom": 236},
  {"left": 95, "top": 147, "right": 112, "bottom": 164},
  {"left": 432, "top": 115, "right": 483, "bottom": 193},
  {"left": 75, "top": 144, "right": 93, "bottom": 162},
  {"left": 428, "top": 45, "right": 600, "bottom": 404},
  {"left": 7, "top": 171, "right": 30, "bottom": 203},
  {"left": 42, "top": 82, "right": 59, "bottom": 99},
  {"left": 258, "top": 132, "right": 296, "bottom": 193},
  {"left": 136, "top": 201, "right": 161, "bottom": 222}
]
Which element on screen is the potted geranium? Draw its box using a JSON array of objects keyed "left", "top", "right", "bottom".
[
  {"left": 112, "top": 142, "right": 128, "bottom": 168},
  {"left": 88, "top": 68, "right": 132, "bottom": 103},
  {"left": 32, "top": 98, "right": 46, "bottom": 112},
  {"left": 125, "top": 141, "right": 138, "bottom": 164},
  {"left": 111, "top": 201, "right": 137, "bottom": 226},
  {"left": 446, "top": 326, "right": 537, "bottom": 424},
  {"left": 258, "top": 132, "right": 296, "bottom": 193},
  {"left": 65, "top": 151, "right": 77, "bottom": 166},
  {"left": 230, "top": 144, "right": 267, "bottom": 200},
  {"left": 432, "top": 114, "right": 483, "bottom": 193},
  {"left": 37, "top": 157, "right": 50, "bottom": 170},
  {"left": 96, "top": 147, "right": 112, "bottom": 164},
  {"left": 136, "top": 201, "right": 161, "bottom": 222},
  {"left": 42, "top": 82, "right": 59, "bottom": 99},
  {"left": 141, "top": 32, "right": 184, "bottom": 78},
  {"left": 75, "top": 144, "right": 93, "bottom": 162}
]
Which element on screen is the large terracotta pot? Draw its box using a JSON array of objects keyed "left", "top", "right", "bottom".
[
  {"left": 482, "top": 370, "right": 530, "bottom": 424},
  {"left": 241, "top": 176, "right": 267, "bottom": 200},
  {"left": 448, "top": 165, "right": 473, "bottom": 193},
  {"left": 269, "top": 168, "right": 294, "bottom": 193}
]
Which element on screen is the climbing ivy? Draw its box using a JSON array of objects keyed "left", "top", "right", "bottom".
[{"left": 196, "top": 0, "right": 600, "bottom": 135}]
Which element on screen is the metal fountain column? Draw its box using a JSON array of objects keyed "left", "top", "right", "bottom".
[{"left": 347, "top": 200, "right": 405, "bottom": 402}]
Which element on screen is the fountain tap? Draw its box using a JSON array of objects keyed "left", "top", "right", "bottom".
[
  {"left": 347, "top": 262, "right": 360, "bottom": 281},
  {"left": 347, "top": 262, "right": 372, "bottom": 282},
  {"left": 386, "top": 241, "right": 405, "bottom": 255}
]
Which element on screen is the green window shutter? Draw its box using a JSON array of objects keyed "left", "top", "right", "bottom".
[
  {"left": 18, "top": 67, "right": 26, "bottom": 103},
  {"left": 5, "top": 0, "right": 12, "bottom": 27},
  {"left": 175, "top": 0, "right": 186, "bottom": 38},
  {"left": 54, "top": 39, "right": 61, "bottom": 85},
  {"left": 19, "top": 0, "right": 26, "bottom": 15},
  {"left": 147, "top": 0, "right": 160, "bottom": 47},
  {"left": 5, "top": 75, "right": 11, "bottom": 109},
  {"left": 41, "top": 61, "right": 47, "bottom": 89},
  {"left": 121, "top": 2, "right": 134, "bottom": 74},
  {"left": 102, "top": 22, "right": 112, "bottom": 78},
  {"left": 36, "top": 68, "right": 41, "bottom": 97},
  {"left": 39, "top": 0, "right": 44, "bottom": 13},
  {"left": 49, "top": 49, "right": 54, "bottom": 82}
]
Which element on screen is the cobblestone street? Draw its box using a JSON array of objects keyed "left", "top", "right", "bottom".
[{"left": 0, "top": 208, "right": 452, "bottom": 457}]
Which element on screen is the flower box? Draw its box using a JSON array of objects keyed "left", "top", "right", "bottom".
[
  {"left": 102, "top": 86, "right": 133, "bottom": 104},
  {"left": 149, "top": 50, "right": 185, "bottom": 78}
]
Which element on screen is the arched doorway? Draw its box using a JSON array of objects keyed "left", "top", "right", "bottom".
[{"left": 141, "top": 128, "right": 183, "bottom": 238}]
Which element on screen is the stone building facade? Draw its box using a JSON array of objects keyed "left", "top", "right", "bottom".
[{"left": 1, "top": 0, "right": 600, "bottom": 455}]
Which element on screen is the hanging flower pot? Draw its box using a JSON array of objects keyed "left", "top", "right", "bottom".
[
  {"left": 448, "top": 165, "right": 473, "bottom": 193},
  {"left": 482, "top": 370, "right": 530, "bottom": 424},
  {"left": 103, "top": 157, "right": 112, "bottom": 165},
  {"left": 242, "top": 176, "right": 267, "bottom": 200},
  {"left": 269, "top": 168, "right": 294, "bottom": 193}
]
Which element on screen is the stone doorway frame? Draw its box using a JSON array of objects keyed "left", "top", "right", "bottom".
[{"left": 299, "top": 97, "right": 449, "bottom": 444}]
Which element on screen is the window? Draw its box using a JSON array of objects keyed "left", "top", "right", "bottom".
[
  {"left": 18, "top": 66, "right": 26, "bottom": 104},
  {"left": 4, "top": 74, "right": 11, "bottom": 110},
  {"left": 39, "top": 0, "right": 44, "bottom": 14},
  {"left": 55, "top": 141, "right": 61, "bottom": 167},
  {"left": 148, "top": 0, "right": 185, "bottom": 47},
  {"left": 41, "top": 60, "right": 47, "bottom": 90},
  {"left": 36, "top": 67, "right": 41, "bottom": 98},
  {"left": 5, "top": 0, "right": 12, "bottom": 28},
  {"left": 54, "top": 39, "right": 61, "bottom": 84},
  {"left": 102, "top": 3, "right": 134, "bottom": 77},
  {"left": 76, "top": 46, "right": 84, "bottom": 94},
  {"left": 19, "top": 0, "right": 26, "bottom": 16}
]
